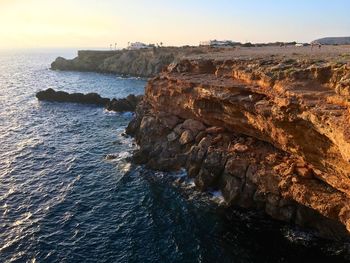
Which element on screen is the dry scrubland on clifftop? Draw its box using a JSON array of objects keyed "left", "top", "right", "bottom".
[
  {"left": 188, "top": 45, "right": 350, "bottom": 62},
  {"left": 126, "top": 45, "right": 350, "bottom": 239}
]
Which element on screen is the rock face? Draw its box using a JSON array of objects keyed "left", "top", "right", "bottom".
[
  {"left": 36, "top": 88, "right": 142, "bottom": 112},
  {"left": 51, "top": 47, "right": 211, "bottom": 77},
  {"left": 127, "top": 57, "right": 350, "bottom": 239}
]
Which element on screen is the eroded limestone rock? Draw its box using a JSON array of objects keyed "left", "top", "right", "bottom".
[{"left": 126, "top": 57, "right": 350, "bottom": 239}]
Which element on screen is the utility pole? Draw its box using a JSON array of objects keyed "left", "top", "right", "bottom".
[{"left": 114, "top": 43, "right": 117, "bottom": 50}]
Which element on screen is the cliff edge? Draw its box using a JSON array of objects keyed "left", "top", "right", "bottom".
[{"left": 126, "top": 54, "right": 350, "bottom": 239}]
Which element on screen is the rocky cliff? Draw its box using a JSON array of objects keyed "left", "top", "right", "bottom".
[
  {"left": 126, "top": 57, "right": 350, "bottom": 239},
  {"left": 51, "top": 47, "right": 212, "bottom": 77}
]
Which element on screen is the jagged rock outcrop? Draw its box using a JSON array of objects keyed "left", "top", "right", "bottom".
[
  {"left": 127, "top": 57, "right": 350, "bottom": 239},
  {"left": 36, "top": 88, "right": 142, "bottom": 112},
  {"left": 106, "top": 94, "right": 143, "bottom": 112}
]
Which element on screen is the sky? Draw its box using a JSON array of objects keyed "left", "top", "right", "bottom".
[{"left": 0, "top": 0, "right": 350, "bottom": 49}]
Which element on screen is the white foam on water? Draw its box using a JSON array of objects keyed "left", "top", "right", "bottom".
[
  {"left": 117, "top": 151, "right": 132, "bottom": 159},
  {"left": 114, "top": 128, "right": 136, "bottom": 148},
  {"left": 187, "top": 179, "right": 196, "bottom": 187},
  {"left": 171, "top": 168, "right": 187, "bottom": 178},
  {"left": 106, "top": 151, "right": 132, "bottom": 162},
  {"left": 283, "top": 227, "right": 313, "bottom": 243},
  {"left": 104, "top": 109, "right": 135, "bottom": 119},
  {"left": 103, "top": 109, "right": 117, "bottom": 115},
  {"left": 118, "top": 162, "right": 132, "bottom": 173},
  {"left": 209, "top": 190, "right": 225, "bottom": 204},
  {"left": 154, "top": 171, "right": 165, "bottom": 179}
]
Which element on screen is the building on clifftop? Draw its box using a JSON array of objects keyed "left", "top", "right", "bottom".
[
  {"left": 127, "top": 42, "right": 153, "bottom": 50},
  {"left": 199, "top": 39, "right": 239, "bottom": 47}
]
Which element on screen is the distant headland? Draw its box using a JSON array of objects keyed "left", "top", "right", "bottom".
[{"left": 51, "top": 42, "right": 350, "bottom": 78}]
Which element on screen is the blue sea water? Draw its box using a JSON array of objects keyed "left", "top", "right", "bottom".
[{"left": 0, "top": 49, "right": 349, "bottom": 263}]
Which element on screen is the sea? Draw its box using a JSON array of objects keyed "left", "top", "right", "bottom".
[{"left": 0, "top": 49, "right": 349, "bottom": 263}]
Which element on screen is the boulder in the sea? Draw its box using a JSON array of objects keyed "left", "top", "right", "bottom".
[
  {"left": 36, "top": 88, "right": 143, "bottom": 112},
  {"left": 36, "top": 88, "right": 110, "bottom": 106},
  {"left": 105, "top": 94, "right": 143, "bottom": 112}
]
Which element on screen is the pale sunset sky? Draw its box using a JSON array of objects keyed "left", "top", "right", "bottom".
[{"left": 0, "top": 0, "right": 350, "bottom": 49}]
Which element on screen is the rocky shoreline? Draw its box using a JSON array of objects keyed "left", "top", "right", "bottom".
[{"left": 125, "top": 57, "right": 350, "bottom": 240}]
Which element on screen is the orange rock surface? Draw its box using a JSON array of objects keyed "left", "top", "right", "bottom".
[{"left": 128, "top": 56, "right": 350, "bottom": 239}]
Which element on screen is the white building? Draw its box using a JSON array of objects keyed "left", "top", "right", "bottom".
[
  {"left": 127, "top": 42, "right": 151, "bottom": 50},
  {"left": 199, "top": 40, "right": 238, "bottom": 47}
]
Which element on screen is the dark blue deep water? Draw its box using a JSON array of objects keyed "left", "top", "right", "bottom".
[{"left": 0, "top": 50, "right": 349, "bottom": 263}]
